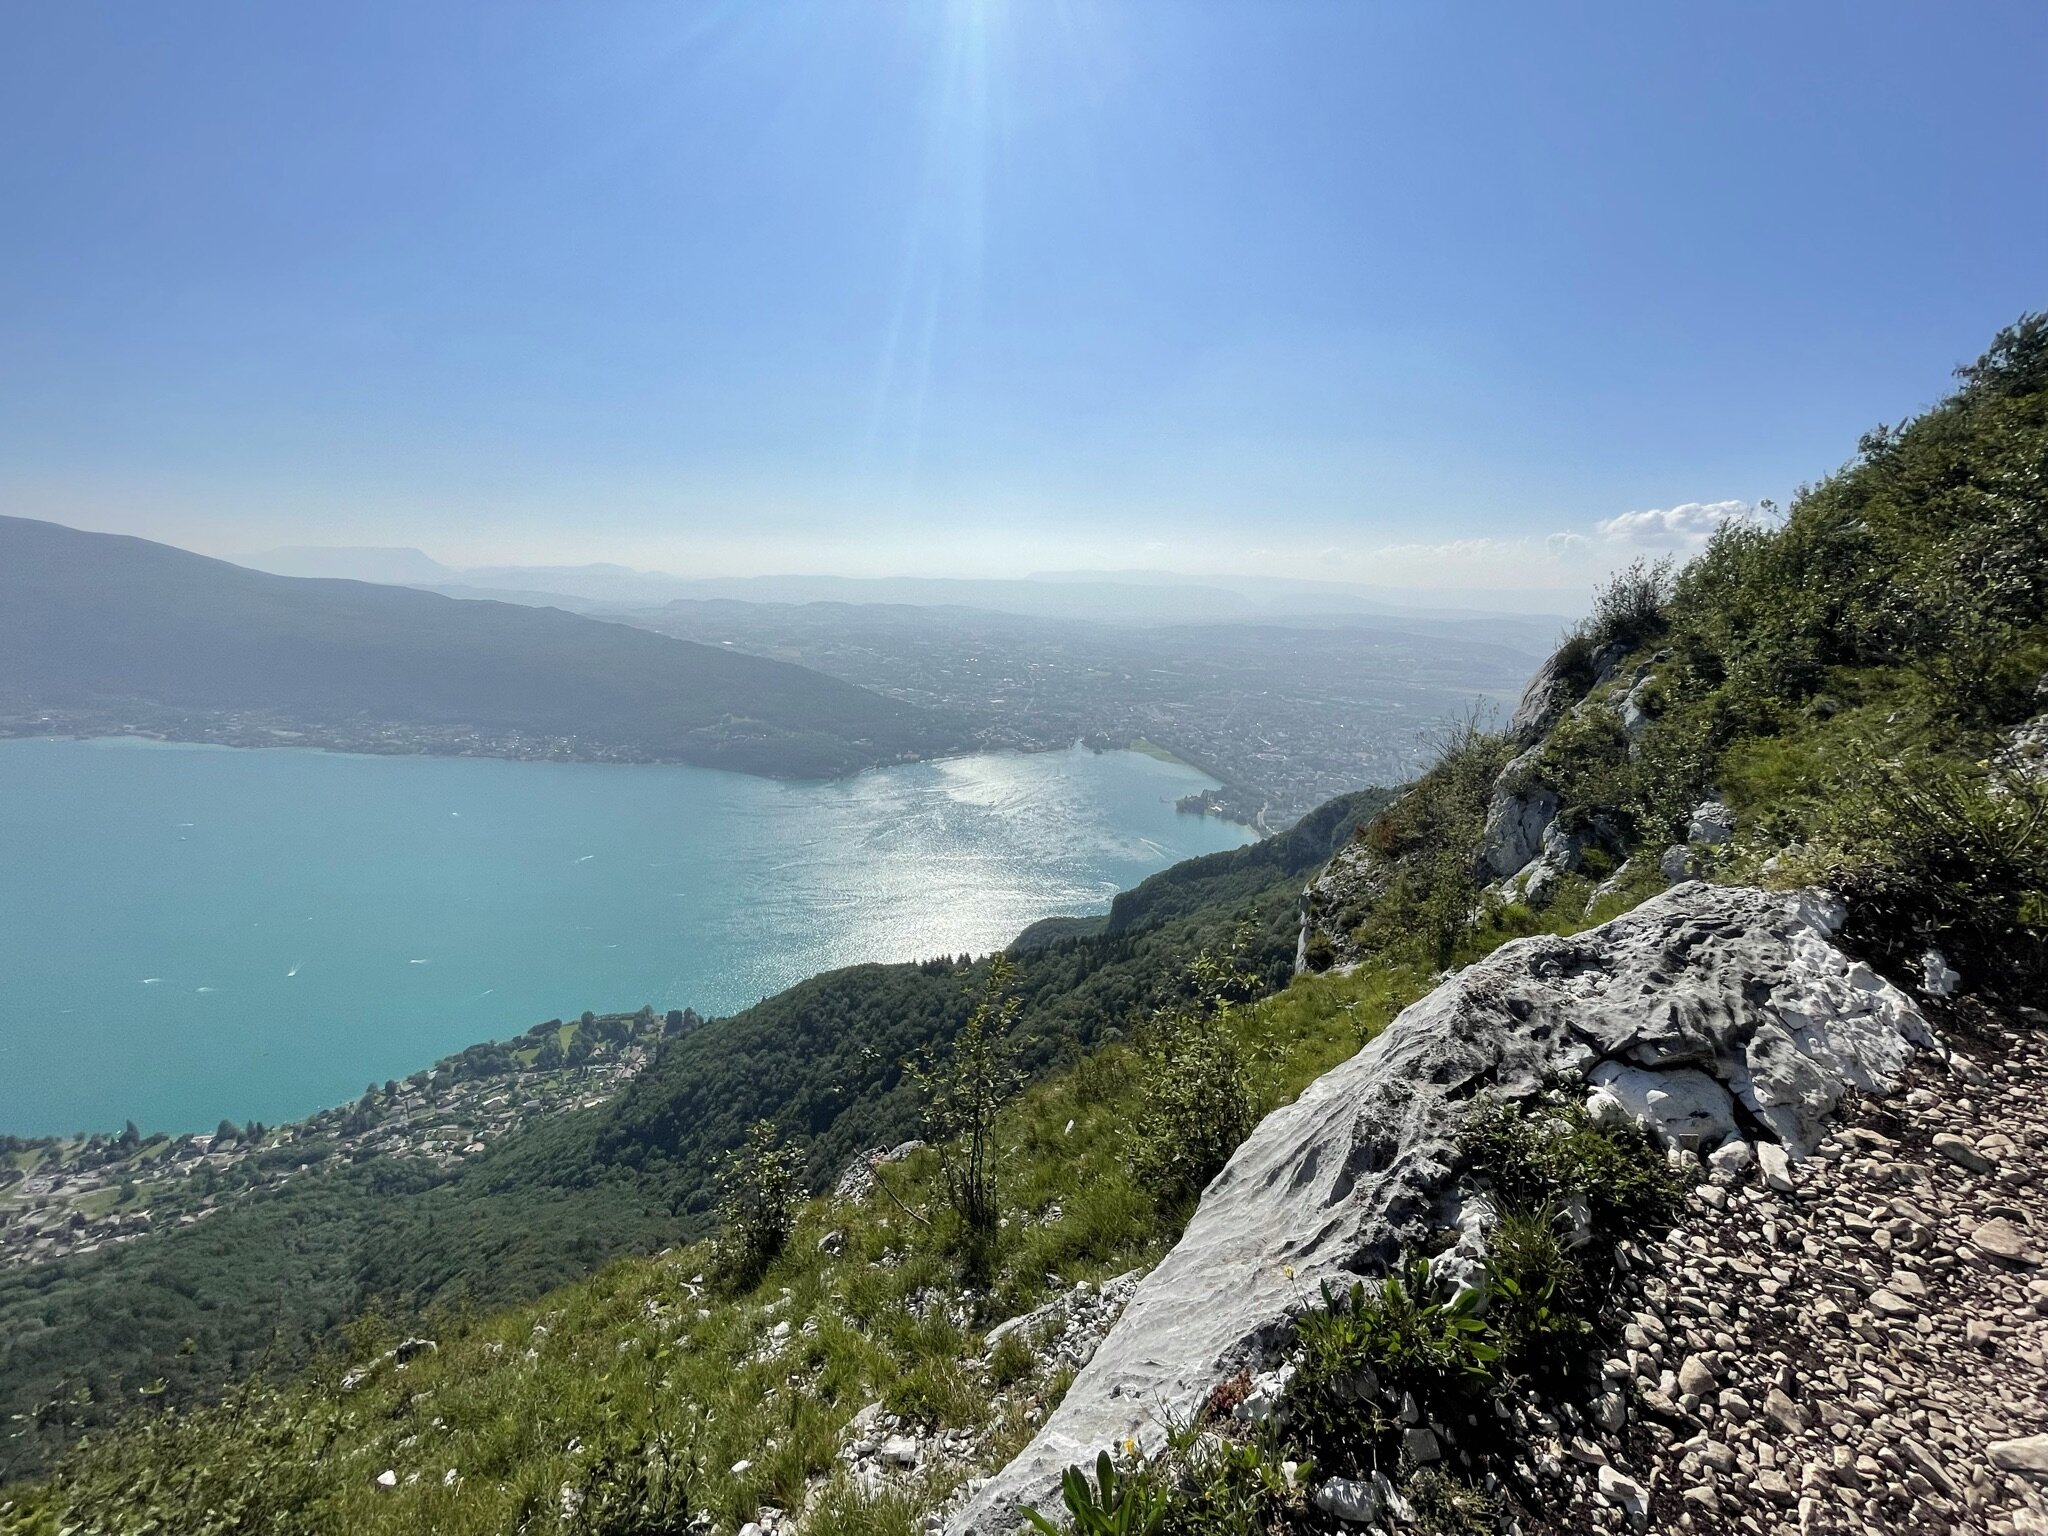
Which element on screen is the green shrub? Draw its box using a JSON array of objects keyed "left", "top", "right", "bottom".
[
  {"left": 1127, "top": 1006, "right": 1255, "bottom": 1213},
  {"left": 712, "top": 1120, "right": 802, "bottom": 1289},
  {"left": 908, "top": 959, "right": 1022, "bottom": 1280},
  {"left": 1402, "top": 1465, "right": 1503, "bottom": 1535},
  {"left": 1824, "top": 752, "right": 2048, "bottom": 988},
  {"left": 1585, "top": 556, "right": 1673, "bottom": 653},
  {"left": 1281, "top": 1258, "right": 1496, "bottom": 1478},
  {"left": 985, "top": 1328, "right": 1036, "bottom": 1392},
  {"left": 1459, "top": 1094, "right": 1683, "bottom": 1263},
  {"left": 1150, "top": 1432, "right": 1297, "bottom": 1536},
  {"left": 1477, "top": 1207, "right": 1589, "bottom": 1392}
]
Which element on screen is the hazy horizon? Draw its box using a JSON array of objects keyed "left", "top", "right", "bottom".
[{"left": 7, "top": 4, "right": 2046, "bottom": 608}]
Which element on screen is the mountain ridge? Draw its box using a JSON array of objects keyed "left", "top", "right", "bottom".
[{"left": 0, "top": 516, "right": 969, "bottom": 779}]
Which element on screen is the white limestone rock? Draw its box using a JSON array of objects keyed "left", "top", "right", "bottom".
[
  {"left": 1921, "top": 948, "right": 1961, "bottom": 998},
  {"left": 1477, "top": 750, "right": 1559, "bottom": 880},
  {"left": 1586, "top": 1062, "right": 1738, "bottom": 1153},
  {"left": 1620, "top": 675, "right": 1659, "bottom": 739},
  {"left": 949, "top": 882, "right": 1936, "bottom": 1535},
  {"left": 1706, "top": 1137, "right": 1755, "bottom": 1180}
]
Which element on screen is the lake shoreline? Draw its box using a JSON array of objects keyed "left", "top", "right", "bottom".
[{"left": 0, "top": 737, "right": 1254, "bottom": 1138}]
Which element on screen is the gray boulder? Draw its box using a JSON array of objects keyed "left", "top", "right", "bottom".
[
  {"left": 1619, "top": 676, "right": 1659, "bottom": 739},
  {"left": 1508, "top": 639, "right": 1623, "bottom": 745},
  {"left": 1921, "top": 948, "right": 1961, "bottom": 998},
  {"left": 1477, "top": 750, "right": 1559, "bottom": 880},
  {"left": 950, "top": 883, "right": 1936, "bottom": 1534},
  {"left": 1512, "top": 819, "right": 1588, "bottom": 909},
  {"left": 1687, "top": 801, "right": 1737, "bottom": 846},
  {"left": 1507, "top": 652, "right": 1578, "bottom": 746}
]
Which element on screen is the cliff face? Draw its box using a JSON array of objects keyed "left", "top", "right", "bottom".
[{"left": 955, "top": 881, "right": 1939, "bottom": 1532}]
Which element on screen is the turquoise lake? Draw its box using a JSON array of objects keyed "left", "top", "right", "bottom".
[{"left": 0, "top": 737, "right": 1254, "bottom": 1137}]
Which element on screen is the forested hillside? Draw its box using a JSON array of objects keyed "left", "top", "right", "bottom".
[{"left": 0, "top": 517, "right": 967, "bottom": 778}]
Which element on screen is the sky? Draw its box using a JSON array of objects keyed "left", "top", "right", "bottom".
[{"left": 3, "top": 2, "right": 2045, "bottom": 603}]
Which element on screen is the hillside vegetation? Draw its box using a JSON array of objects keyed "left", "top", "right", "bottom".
[
  {"left": 0, "top": 517, "right": 967, "bottom": 778},
  {"left": 3, "top": 315, "right": 2045, "bottom": 1533}
]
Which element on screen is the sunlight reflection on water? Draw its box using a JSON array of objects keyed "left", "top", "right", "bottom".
[{"left": 0, "top": 739, "right": 1253, "bottom": 1134}]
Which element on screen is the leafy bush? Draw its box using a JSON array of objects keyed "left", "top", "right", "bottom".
[
  {"left": 1585, "top": 556, "right": 1674, "bottom": 653},
  {"left": 712, "top": 1120, "right": 802, "bottom": 1288},
  {"left": 1150, "top": 1432, "right": 1298, "bottom": 1536},
  {"left": 908, "top": 958, "right": 1023, "bottom": 1279},
  {"left": 1127, "top": 1006, "right": 1256, "bottom": 1213},
  {"left": 1459, "top": 1094, "right": 1683, "bottom": 1260},
  {"left": 1402, "top": 1466, "right": 1504, "bottom": 1535},
  {"left": 1823, "top": 753, "right": 2048, "bottom": 988},
  {"left": 1477, "top": 1207, "right": 1589, "bottom": 1393},
  {"left": 1281, "top": 1258, "right": 1496, "bottom": 1477}
]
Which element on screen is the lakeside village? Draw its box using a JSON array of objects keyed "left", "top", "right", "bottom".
[{"left": 0, "top": 1006, "right": 690, "bottom": 1272}]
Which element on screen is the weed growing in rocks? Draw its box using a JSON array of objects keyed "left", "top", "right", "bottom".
[
  {"left": 1021, "top": 1451, "right": 1168, "bottom": 1536},
  {"left": 1282, "top": 1258, "right": 1498, "bottom": 1477}
]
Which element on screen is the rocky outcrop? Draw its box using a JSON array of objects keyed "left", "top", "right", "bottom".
[
  {"left": 1509, "top": 640, "right": 1621, "bottom": 746},
  {"left": 1296, "top": 834, "right": 1393, "bottom": 973},
  {"left": 952, "top": 882, "right": 1938, "bottom": 1534},
  {"left": 1477, "top": 751, "right": 1561, "bottom": 880}
]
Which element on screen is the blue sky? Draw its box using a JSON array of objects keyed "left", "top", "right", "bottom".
[{"left": 3, "top": 2, "right": 2044, "bottom": 598}]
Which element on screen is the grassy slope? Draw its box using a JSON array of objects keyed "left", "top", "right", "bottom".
[
  {"left": 0, "top": 964, "right": 1418, "bottom": 1536},
  {"left": 0, "top": 516, "right": 966, "bottom": 778}
]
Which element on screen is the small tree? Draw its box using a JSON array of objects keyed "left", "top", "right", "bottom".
[
  {"left": 713, "top": 1119, "right": 801, "bottom": 1288},
  {"left": 908, "top": 957, "right": 1021, "bottom": 1276},
  {"left": 1130, "top": 1004, "right": 1256, "bottom": 1212},
  {"left": 1130, "top": 933, "right": 1265, "bottom": 1211}
]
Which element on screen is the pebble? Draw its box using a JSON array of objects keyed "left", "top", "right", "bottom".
[
  {"left": 1933, "top": 1132, "right": 1995, "bottom": 1173},
  {"left": 1990, "top": 1434, "right": 2048, "bottom": 1475},
  {"left": 1975, "top": 1217, "right": 2043, "bottom": 1265}
]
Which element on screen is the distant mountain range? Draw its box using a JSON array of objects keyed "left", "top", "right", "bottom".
[
  {"left": 239, "top": 545, "right": 1570, "bottom": 643},
  {"left": 0, "top": 517, "right": 969, "bottom": 777}
]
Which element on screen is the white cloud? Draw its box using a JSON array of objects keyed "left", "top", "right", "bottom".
[
  {"left": 1544, "top": 531, "right": 1592, "bottom": 559},
  {"left": 1597, "top": 500, "right": 1750, "bottom": 549},
  {"left": 1369, "top": 536, "right": 1529, "bottom": 563}
]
